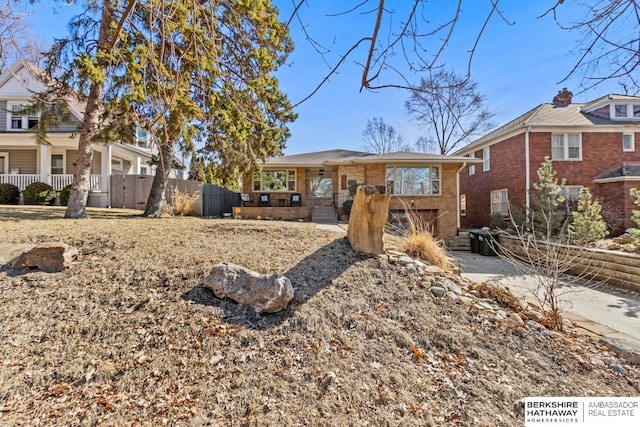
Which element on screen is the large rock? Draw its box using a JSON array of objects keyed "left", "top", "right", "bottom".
[
  {"left": 203, "top": 262, "right": 294, "bottom": 313},
  {"left": 11, "top": 242, "right": 78, "bottom": 273}
]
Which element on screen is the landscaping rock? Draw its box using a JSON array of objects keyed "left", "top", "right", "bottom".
[
  {"left": 613, "top": 234, "right": 635, "bottom": 245},
  {"left": 599, "top": 337, "right": 640, "bottom": 365},
  {"left": 11, "top": 242, "right": 78, "bottom": 273},
  {"left": 440, "top": 278, "right": 463, "bottom": 295},
  {"left": 204, "top": 262, "right": 294, "bottom": 314},
  {"left": 430, "top": 286, "right": 446, "bottom": 298},
  {"left": 398, "top": 256, "right": 414, "bottom": 265}
]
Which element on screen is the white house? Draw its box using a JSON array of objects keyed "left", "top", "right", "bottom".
[{"left": 0, "top": 59, "right": 157, "bottom": 207}]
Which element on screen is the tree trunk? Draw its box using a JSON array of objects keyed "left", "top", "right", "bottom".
[
  {"left": 64, "top": 1, "right": 115, "bottom": 219},
  {"left": 347, "top": 185, "right": 390, "bottom": 254},
  {"left": 142, "top": 141, "right": 175, "bottom": 217}
]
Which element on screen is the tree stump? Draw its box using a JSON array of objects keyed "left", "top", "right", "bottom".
[{"left": 347, "top": 185, "right": 390, "bottom": 254}]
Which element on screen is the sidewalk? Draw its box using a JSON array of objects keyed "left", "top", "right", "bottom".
[{"left": 451, "top": 250, "right": 640, "bottom": 362}]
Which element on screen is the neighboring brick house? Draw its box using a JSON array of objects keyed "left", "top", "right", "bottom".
[
  {"left": 454, "top": 90, "right": 640, "bottom": 235},
  {"left": 239, "top": 149, "right": 481, "bottom": 241}
]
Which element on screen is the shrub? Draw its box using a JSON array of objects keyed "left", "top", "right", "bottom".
[
  {"left": 342, "top": 199, "right": 353, "bottom": 216},
  {"left": 400, "top": 231, "right": 450, "bottom": 271},
  {"left": 59, "top": 185, "right": 72, "bottom": 206},
  {"left": 23, "top": 182, "right": 56, "bottom": 205},
  {"left": 166, "top": 186, "right": 199, "bottom": 216},
  {"left": 568, "top": 187, "right": 607, "bottom": 244},
  {"left": 0, "top": 183, "right": 20, "bottom": 204}
]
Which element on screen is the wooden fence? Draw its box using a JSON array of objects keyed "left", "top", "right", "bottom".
[{"left": 110, "top": 175, "right": 239, "bottom": 217}]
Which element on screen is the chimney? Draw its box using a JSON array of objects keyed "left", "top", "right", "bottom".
[{"left": 552, "top": 88, "right": 573, "bottom": 106}]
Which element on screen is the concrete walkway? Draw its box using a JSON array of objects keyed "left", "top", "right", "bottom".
[{"left": 451, "top": 250, "right": 640, "bottom": 348}]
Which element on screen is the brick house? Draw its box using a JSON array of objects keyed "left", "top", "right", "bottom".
[
  {"left": 239, "top": 149, "right": 481, "bottom": 241},
  {"left": 454, "top": 90, "right": 640, "bottom": 235}
]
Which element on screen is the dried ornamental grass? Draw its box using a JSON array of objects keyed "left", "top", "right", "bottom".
[
  {"left": 400, "top": 230, "right": 451, "bottom": 271},
  {"left": 168, "top": 187, "right": 199, "bottom": 216}
]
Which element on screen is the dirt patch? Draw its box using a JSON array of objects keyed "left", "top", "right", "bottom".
[{"left": 0, "top": 209, "right": 638, "bottom": 426}]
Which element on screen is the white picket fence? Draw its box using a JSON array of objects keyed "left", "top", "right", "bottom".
[{"left": 0, "top": 174, "right": 102, "bottom": 191}]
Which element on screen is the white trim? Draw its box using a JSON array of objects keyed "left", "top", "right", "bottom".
[
  {"left": 623, "top": 133, "right": 635, "bottom": 152},
  {"left": 482, "top": 147, "right": 490, "bottom": 171},
  {"left": 593, "top": 176, "right": 640, "bottom": 184},
  {"left": 456, "top": 162, "right": 467, "bottom": 228},
  {"left": 0, "top": 152, "right": 8, "bottom": 174},
  {"left": 468, "top": 152, "right": 475, "bottom": 175},
  {"left": 111, "top": 157, "right": 124, "bottom": 173},
  {"left": 253, "top": 168, "right": 297, "bottom": 192},
  {"left": 610, "top": 102, "right": 640, "bottom": 120},
  {"left": 490, "top": 188, "right": 509, "bottom": 216},
  {"left": 551, "top": 132, "right": 582, "bottom": 161},
  {"left": 525, "top": 127, "right": 531, "bottom": 213}
]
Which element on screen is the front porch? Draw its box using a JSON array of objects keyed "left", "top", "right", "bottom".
[{"left": 0, "top": 173, "right": 102, "bottom": 192}]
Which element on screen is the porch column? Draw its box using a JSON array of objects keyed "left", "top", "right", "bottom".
[
  {"left": 133, "top": 156, "right": 141, "bottom": 175},
  {"left": 100, "top": 144, "right": 112, "bottom": 194},
  {"left": 39, "top": 144, "right": 51, "bottom": 185}
]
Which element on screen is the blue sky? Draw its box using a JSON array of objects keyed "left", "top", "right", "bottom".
[{"left": 31, "top": 1, "right": 621, "bottom": 155}]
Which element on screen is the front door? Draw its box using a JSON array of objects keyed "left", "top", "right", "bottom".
[{"left": 310, "top": 176, "right": 333, "bottom": 206}]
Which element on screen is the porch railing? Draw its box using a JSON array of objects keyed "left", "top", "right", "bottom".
[
  {"left": 241, "top": 192, "right": 353, "bottom": 208},
  {"left": 0, "top": 174, "right": 102, "bottom": 192}
]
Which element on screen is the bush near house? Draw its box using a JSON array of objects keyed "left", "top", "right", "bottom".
[
  {"left": 23, "top": 182, "right": 56, "bottom": 205},
  {"left": 59, "top": 185, "right": 72, "bottom": 206},
  {"left": 342, "top": 199, "right": 353, "bottom": 216},
  {"left": 0, "top": 183, "right": 20, "bottom": 205},
  {"left": 628, "top": 188, "right": 640, "bottom": 246}
]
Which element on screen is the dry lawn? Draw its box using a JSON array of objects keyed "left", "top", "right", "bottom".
[{"left": 0, "top": 206, "right": 638, "bottom": 426}]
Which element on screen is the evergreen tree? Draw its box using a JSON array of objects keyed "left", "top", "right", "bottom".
[
  {"left": 627, "top": 188, "right": 640, "bottom": 245},
  {"left": 568, "top": 187, "right": 607, "bottom": 244},
  {"left": 45, "top": 0, "right": 295, "bottom": 218},
  {"left": 530, "top": 157, "right": 567, "bottom": 238}
]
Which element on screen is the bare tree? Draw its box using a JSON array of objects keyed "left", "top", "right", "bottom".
[
  {"left": 0, "top": 3, "right": 44, "bottom": 72},
  {"left": 361, "top": 117, "right": 409, "bottom": 153},
  {"left": 287, "top": 1, "right": 513, "bottom": 106},
  {"left": 405, "top": 70, "right": 495, "bottom": 154},
  {"left": 542, "top": 1, "right": 640, "bottom": 93}
]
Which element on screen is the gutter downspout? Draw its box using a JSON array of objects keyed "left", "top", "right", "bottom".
[
  {"left": 525, "top": 127, "right": 531, "bottom": 213},
  {"left": 456, "top": 162, "right": 467, "bottom": 230}
]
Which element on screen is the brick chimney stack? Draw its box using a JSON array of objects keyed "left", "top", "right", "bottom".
[{"left": 552, "top": 88, "right": 573, "bottom": 106}]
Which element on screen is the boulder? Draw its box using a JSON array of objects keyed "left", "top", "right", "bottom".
[
  {"left": 11, "top": 242, "right": 78, "bottom": 273},
  {"left": 613, "top": 233, "right": 635, "bottom": 245},
  {"left": 204, "top": 262, "right": 294, "bottom": 313}
]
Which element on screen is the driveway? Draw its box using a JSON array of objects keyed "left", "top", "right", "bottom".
[{"left": 451, "top": 251, "right": 640, "bottom": 343}]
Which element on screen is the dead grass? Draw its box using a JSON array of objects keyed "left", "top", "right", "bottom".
[
  {"left": 166, "top": 187, "right": 200, "bottom": 216},
  {"left": 0, "top": 206, "right": 638, "bottom": 426},
  {"left": 400, "top": 231, "right": 451, "bottom": 271}
]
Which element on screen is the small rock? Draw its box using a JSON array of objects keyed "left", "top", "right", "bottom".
[
  {"left": 475, "top": 302, "right": 495, "bottom": 311},
  {"left": 413, "top": 260, "right": 426, "bottom": 269},
  {"left": 510, "top": 313, "right": 525, "bottom": 324},
  {"left": 613, "top": 233, "right": 635, "bottom": 245},
  {"left": 423, "top": 265, "right": 444, "bottom": 275},
  {"left": 441, "top": 278, "right": 463, "bottom": 295},
  {"left": 527, "top": 310, "right": 544, "bottom": 323},
  {"left": 621, "top": 244, "right": 637, "bottom": 253},
  {"left": 457, "top": 295, "right": 473, "bottom": 305},
  {"left": 609, "top": 364, "right": 627, "bottom": 375},
  {"left": 526, "top": 321, "right": 544, "bottom": 331},
  {"left": 590, "top": 357, "right": 606, "bottom": 368},
  {"left": 605, "top": 242, "right": 622, "bottom": 251},
  {"left": 405, "top": 263, "right": 416, "bottom": 273},
  {"left": 430, "top": 286, "right": 446, "bottom": 298},
  {"left": 398, "top": 256, "right": 414, "bottom": 265}
]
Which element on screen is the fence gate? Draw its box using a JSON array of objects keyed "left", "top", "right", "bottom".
[
  {"left": 110, "top": 174, "right": 153, "bottom": 210},
  {"left": 202, "top": 183, "right": 240, "bottom": 217}
]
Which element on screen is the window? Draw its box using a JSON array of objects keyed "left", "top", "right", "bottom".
[
  {"left": 460, "top": 194, "right": 467, "bottom": 216},
  {"left": 611, "top": 103, "right": 640, "bottom": 119},
  {"left": 615, "top": 104, "right": 628, "bottom": 118},
  {"left": 0, "top": 152, "right": 8, "bottom": 174},
  {"left": 490, "top": 189, "right": 509, "bottom": 216},
  {"left": 111, "top": 158, "right": 123, "bottom": 172},
  {"left": 136, "top": 127, "right": 148, "bottom": 147},
  {"left": 51, "top": 154, "right": 64, "bottom": 174},
  {"left": 140, "top": 166, "right": 148, "bottom": 175},
  {"left": 386, "top": 166, "right": 440, "bottom": 195},
  {"left": 9, "top": 104, "right": 39, "bottom": 130},
  {"left": 253, "top": 169, "right": 296, "bottom": 192},
  {"left": 551, "top": 133, "right": 581, "bottom": 160},
  {"left": 468, "top": 152, "right": 475, "bottom": 175},
  {"left": 623, "top": 133, "right": 635, "bottom": 152},
  {"left": 482, "top": 147, "right": 490, "bottom": 171}
]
